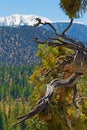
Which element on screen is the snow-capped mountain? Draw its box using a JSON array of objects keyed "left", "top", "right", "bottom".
[
  {"left": 0, "top": 14, "right": 87, "bottom": 66},
  {"left": 0, "top": 14, "right": 51, "bottom": 26}
]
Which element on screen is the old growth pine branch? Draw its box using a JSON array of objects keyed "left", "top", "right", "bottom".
[{"left": 13, "top": 17, "right": 87, "bottom": 126}]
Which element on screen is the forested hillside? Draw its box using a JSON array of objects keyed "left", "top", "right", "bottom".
[
  {"left": 0, "top": 65, "right": 34, "bottom": 101},
  {"left": 0, "top": 25, "right": 52, "bottom": 66},
  {"left": 0, "top": 22, "right": 87, "bottom": 67}
]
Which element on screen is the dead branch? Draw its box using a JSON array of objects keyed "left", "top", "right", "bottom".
[
  {"left": 62, "top": 18, "right": 73, "bottom": 35},
  {"left": 12, "top": 72, "right": 82, "bottom": 126},
  {"left": 12, "top": 98, "right": 49, "bottom": 126},
  {"left": 34, "top": 17, "right": 59, "bottom": 36},
  {"left": 35, "top": 37, "right": 77, "bottom": 50},
  {"left": 34, "top": 17, "right": 87, "bottom": 51}
]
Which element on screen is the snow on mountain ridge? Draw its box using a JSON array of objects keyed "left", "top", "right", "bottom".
[{"left": 0, "top": 14, "right": 51, "bottom": 26}]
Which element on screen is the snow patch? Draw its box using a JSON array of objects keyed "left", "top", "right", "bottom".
[{"left": 0, "top": 14, "right": 51, "bottom": 27}]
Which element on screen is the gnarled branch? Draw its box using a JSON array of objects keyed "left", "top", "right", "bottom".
[
  {"left": 12, "top": 72, "right": 82, "bottom": 126},
  {"left": 12, "top": 17, "right": 87, "bottom": 127},
  {"left": 34, "top": 18, "right": 87, "bottom": 52}
]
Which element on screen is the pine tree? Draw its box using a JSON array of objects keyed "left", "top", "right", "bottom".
[
  {"left": 59, "top": 0, "right": 87, "bottom": 18},
  {"left": 0, "top": 111, "right": 7, "bottom": 130}
]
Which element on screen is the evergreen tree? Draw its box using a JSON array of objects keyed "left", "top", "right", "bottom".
[
  {"left": 0, "top": 111, "right": 7, "bottom": 130},
  {"left": 59, "top": 0, "right": 87, "bottom": 19}
]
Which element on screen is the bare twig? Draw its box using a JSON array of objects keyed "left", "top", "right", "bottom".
[{"left": 34, "top": 17, "right": 60, "bottom": 36}]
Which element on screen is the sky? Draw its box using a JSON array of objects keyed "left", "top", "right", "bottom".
[{"left": 0, "top": 0, "right": 87, "bottom": 25}]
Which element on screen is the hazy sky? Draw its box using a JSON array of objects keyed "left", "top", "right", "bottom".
[{"left": 0, "top": 0, "right": 87, "bottom": 24}]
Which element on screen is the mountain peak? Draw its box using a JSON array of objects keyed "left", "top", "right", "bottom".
[{"left": 0, "top": 14, "right": 51, "bottom": 26}]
